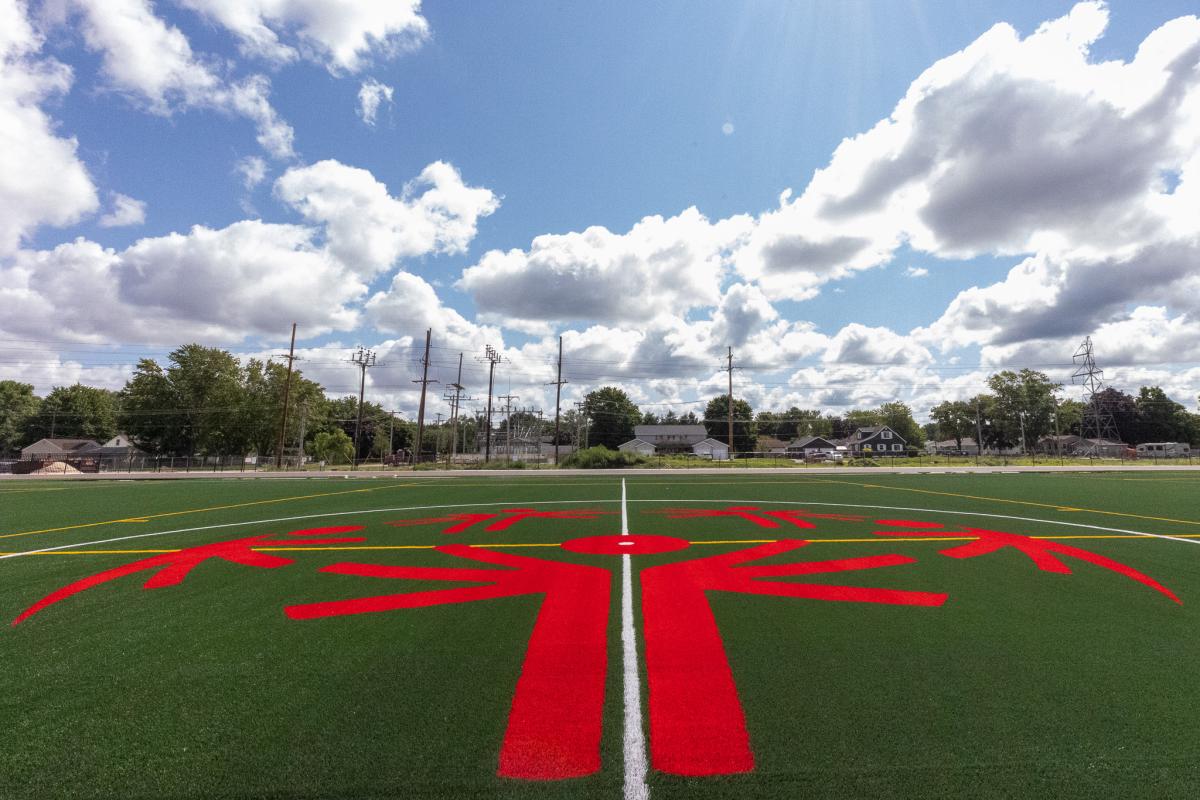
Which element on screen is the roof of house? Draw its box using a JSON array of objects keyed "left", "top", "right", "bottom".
[
  {"left": 634, "top": 424, "right": 708, "bottom": 438},
  {"left": 618, "top": 438, "right": 654, "bottom": 448},
  {"left": 853, "top": 425, "right": 904, "bottom": 441},
  {"left": 693, "top": 438, "right": 729, "bottom": 448},
  {"left": 756, "top": 436, "right": 788, "bottom": 451},
  {"left": 788, "top": 435, "right": 836, "bottom": 448},
  {"left": 22, "top": 438, "right": 100, "bottom": 452}
]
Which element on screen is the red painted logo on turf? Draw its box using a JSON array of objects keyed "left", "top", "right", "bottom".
[{"left": 11, "top": 510, "right": 1183, "bottom": 783}]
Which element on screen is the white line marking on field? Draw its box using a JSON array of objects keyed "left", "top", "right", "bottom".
[
  {"left": 620, "top": 480, "right": 650, "bottom": 800},
  {"left": 627, "top": 499, "right": 1200, "bottom": 547}
]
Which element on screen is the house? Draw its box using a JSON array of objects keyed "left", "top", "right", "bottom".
[
  {"left": 755, "top": 436, "right": 789, "bottom": 455},
  {"left": 785, "top": 435, "right": 839, "bottom": 457},
  {"left": 925, "top": 437, "right": 981, "bottom": 455},
  {"left": 19, "top": 438, "right": 101, "bottom": 460},
  {"left": 629, "top": 425, "right": 709, "bottom": 453},
  {"left": 1038, "top": 435, "right": 1128, "bottom": 457},
  {"left": 692, "top": 438, "right": 730, "bottom": 461},
  {"left": 1136, "top": 442, "right": 1191, "bottom": 458},
  {"left": 617, "top": 438, "right": 657, "bottom": 457},
  {"left": 845, "top": 426, "right": 907, "bottom": 455},
  {"left": 617, "top": 425, "right": 731, "bottom": 460}
]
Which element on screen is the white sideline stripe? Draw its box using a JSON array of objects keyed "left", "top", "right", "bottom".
[
  {"left": 4, "top": 496, "right": 1196, "bottom": 562},
  {"left": 620, "top": 480, "right": 650, "bottom": 800}
]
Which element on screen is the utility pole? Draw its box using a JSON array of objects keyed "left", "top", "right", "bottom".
[
  {"left": 498, "top": 394, "right": 518, "bottom": 462},
  {"left": 722, "top": 346, "right": 736, "bottom": 456},
  {"left": 443, "top": 354, "right": 469, "bottom": 467},
  {"left": 975, "top": 401, "right": 984, "bottom": 466},
  {"left": 275, "top": 322, "right": 298, "bottom": 469},
  {"left": 413, "top": 329, "right": 437, "bottom": 464},
  {"left": 545, "top": 335, "right": 568, "bottom": 465},
  {"left": 434, "top": 412, "right": 444, "bottom": 460},
  {"left": 478, "top": 345, "right": 502, "bottom": 461},
  {"left": 1018, "top": 410, "right": 1027, "bottom": 456},
  {"left": 388, "top": 410, "right": 395, "bottom": 463},
  {"left": 350, "top": 347, "right": 377, "bottom": 469},
  {"left": 574, "top": 400, "right": 587, "bottom": 450}
]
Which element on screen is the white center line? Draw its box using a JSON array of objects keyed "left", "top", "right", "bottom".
[{"left": 620, "top": 479, "right": 650, "bottom": 800}]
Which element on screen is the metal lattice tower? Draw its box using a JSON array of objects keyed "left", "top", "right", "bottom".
[{"left": 1071, "top": 336, "right": 1121, "bottom": 445}]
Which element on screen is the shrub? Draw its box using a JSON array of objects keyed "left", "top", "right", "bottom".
[{"left": 562, "top": 446, "right": 647, "bottom": 469}]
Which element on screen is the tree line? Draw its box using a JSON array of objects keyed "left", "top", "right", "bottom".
[{"left": 3, "top": 353, "right": 1197, "bottom": 461}]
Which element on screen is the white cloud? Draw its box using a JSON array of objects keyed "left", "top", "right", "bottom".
[
  {"left": 357, "top": 77, "right": 393, "bottom": 125},
  {"left": 721, "top": 121, "right": 734, "bottom": 136},
  {"left": 234, "top": 155, "right": 268, "bottom": 189},
  {"left": 276, "top": 159, "right": 499, "bottom": 275},
  {"left": 44, "top": 0, "right": 296, "bottom": 158},
  {"left": 905, "top": 266, "right": 929, "bottom": 278},
  {"left": 734, "top": 3, "right": 1200, "bottom": 299},
  {"left": 0, "top": 0, "right": 98, "bottom": 255},
  {"left": 176, "top": 0, "right": 429, "bottom": 72},
  {"left": 823, "top": 323, "right": 933, "bottom": 366},
  {"left": 458, "top": 207, "right": 754, "bottom": 325},
  {"left": 98, "top": 192, "right": 147, "bottom": 227}
]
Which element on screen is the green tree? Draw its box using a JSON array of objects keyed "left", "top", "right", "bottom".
[
  {"left": 704, "top": 394, "right": 756, "bottom": 454},
  {"left": 1055, "top": 399, "right": 1085, "bottom": 437},
  {"left": 0, "top": 381, "right": 40, "bottom": 453},
  {"left": 25, "top": 384, "right": 119, "bottom": 444},
  {"left": 987, "top": 369, "right": 1060, "bottom": 451},
  {"left": 929, "top": 400, "right": 975, "bottom": 449},
  {"left": 878, "top": 402, "right": 924, "bottom": 447},
  {"left": 311, "top": 429, "right": 354, "bottom": 465},
  {"left": 582, "top": 387, "right": 641, "bottom": 450},
  {"left": 1134, "top": 386, "right": 1188, "bottom": 443}
]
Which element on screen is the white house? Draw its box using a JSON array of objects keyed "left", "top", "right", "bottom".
[
  {"left": 692, "top": 438, "right": 730, "bottom": 461},
  {"left": 617, "top": 438, "right": 657, "bottom": 457},
  {"left": 19, "top": 438, "right": 101, "bottom": 459},
  {"left": 1136, "top": 442, "right": 1191, "bottom": 458}
]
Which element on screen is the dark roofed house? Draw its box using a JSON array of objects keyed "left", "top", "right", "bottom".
[
  {"left": 629, "top": 425, "right": 709, "bottom": 454},
  {"left": 847, "top": 426, "right": 907, "bottom": 455},
  {"left": 785, "top": 436, "right": 839, "bottom": 457}
]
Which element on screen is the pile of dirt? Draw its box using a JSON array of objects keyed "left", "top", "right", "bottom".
[{"left": 31, "top": 461, "right": 82, "bottom": 475}]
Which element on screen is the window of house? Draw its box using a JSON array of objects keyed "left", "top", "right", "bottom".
[
  {"left": 882, "top": 430, "right": 892, "bottom": 439},
  {"left": 892, "top": 444, "right": 901, "bottom": 451}
]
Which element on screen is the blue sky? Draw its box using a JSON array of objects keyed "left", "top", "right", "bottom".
[{"left": 3, "top": 0, "right": 1200, "bottom": 417}]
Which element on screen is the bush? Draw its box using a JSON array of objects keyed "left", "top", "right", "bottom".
[{"left": 562, "top": 446, "right": 647, "bottom": 469}]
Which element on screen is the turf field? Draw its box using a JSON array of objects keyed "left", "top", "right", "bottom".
[{"left": 3, "top": 471, "right": 1200, "bottom": 799}]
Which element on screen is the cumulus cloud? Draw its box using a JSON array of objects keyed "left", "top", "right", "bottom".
[
  {"left": 734, "top": 2, "right": 1200, "bottom": 299},
  {"left": 43, "top": 0, "right": 296, "bottom": 158},
  {"left": 905, "top": 266, "right": 929, "bottom": 278},
  {"left": 276, "top": 160, "right": 499, "bottom": 275},
  {"left": 357, "top": 78, "right": 393, "bottom": 125},
  {"left": 177, "top": 0, "right": 429, "bottom": 72},
  {"left": 458, "top": 208, "right": 754, "bottom": 325},
  {"left": 98, "top": 192, "right": 147, "bottom": 227},
  {"left": 824, "top": 323, "right": 934, "bottom": 366},
  {"left": 0, "top": 0, "right": 98, "bottom": 255}
]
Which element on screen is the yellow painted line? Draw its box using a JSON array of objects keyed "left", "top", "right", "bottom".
[
  {"left": 0, "top": 482, "right": 423, "bottom": 540},
  {"left": 690, "top": 539, "right": 777, "bottom": 545},
  {"left": 807, "top": 477, "right": 1200, "bottom": 527},
  {"left": 0, "top": 487, "right": 69, "bottom": 494}
]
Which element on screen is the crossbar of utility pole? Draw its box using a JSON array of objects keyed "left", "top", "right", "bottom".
[{"left": 274, "top": 322, "right": 298, "bottom": 469}]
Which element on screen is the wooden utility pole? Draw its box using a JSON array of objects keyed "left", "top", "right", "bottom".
[
  {"left": 498, "top": 394, "right": 518, "bottom": 462},
  {"left": 413, "top": 329, "right": 436, "bottom": 464},
  {"left": 351, "top": 346, "right": 377, "bottom": 469},
  {"left": 726, "top": 346, "right": 734, "bottom": 455},
  {"left": 275, "top": 323, "right": 298, "bottom": 469}
]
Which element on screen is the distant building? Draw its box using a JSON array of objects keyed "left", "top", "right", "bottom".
[
  {"left": 786, "top": 436, "right": 839, "bottom": 457},
  {"left": 925, "top": 437, "right": 981, "bottom": 455},
  {"left": 617, "top": 425, "right": 730, "bottom": 460},
  {"left": 20, "top": 438, "right": 101, "bottom": 459},
  {"left": 845, "top": 426, "right": 907, "bottom": 455},
  {"left": 1136, "top": 442, "right": 1191, "bottom": 458}
]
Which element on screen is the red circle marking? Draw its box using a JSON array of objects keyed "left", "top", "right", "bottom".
[{"left": 561, "top": 534, "right": 690, "bottom": 556}]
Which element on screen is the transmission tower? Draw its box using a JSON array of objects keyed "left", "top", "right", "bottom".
[
  {"left": 442, "top": 353, "right": 471, "bottom": 465},
  {"left": 1071, "top": 336, "right": 1121, "bottom": 446},
  {"left": 476, "top": 344, "right": 503, "bottom": 461}
]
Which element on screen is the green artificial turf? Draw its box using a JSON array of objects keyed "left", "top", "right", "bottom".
[{"left": 2, "top": 472, "right": 1200, "bottom": 798}]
